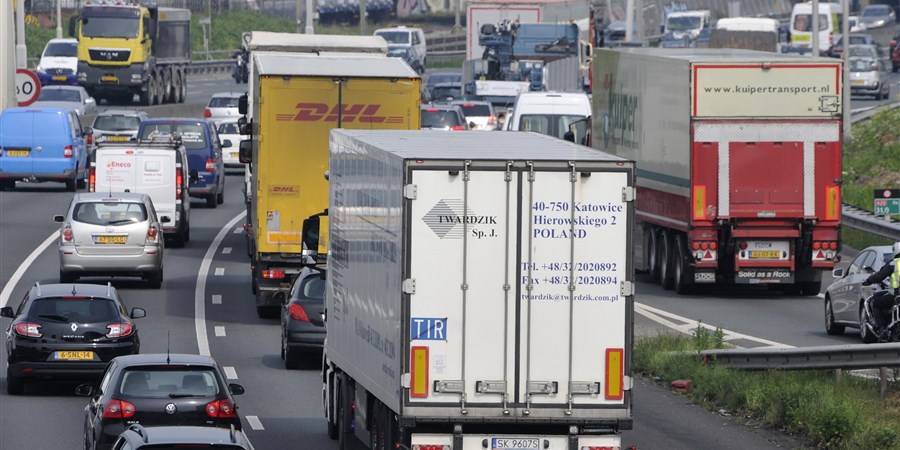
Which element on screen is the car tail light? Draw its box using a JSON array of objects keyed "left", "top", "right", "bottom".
[
  {"left": 261, "top": 269, "right": 285, "bottom": 279},
  {"left": 89, "top": 167, "right": 96, "bottom": 192},
  {"left": 176, "top": 170, "right": 183, "bottom": 200},
  {"left": 86, "top": 134, "right": 93, "bottom": 145},
  {"left": 411, "top": 446, "right": 450, "bottom": 450},
  {"left": 451, "top": 125, "right": 465, "bottom": 131},
  {"left": 106, "top": 323, "right": 134, "bottom": 338},
  {"left": 425, "top": 108, "right": 439, "bottom": 112},
  {"left": 206, "top": 399, "right": 236, "bottom": 418},
  {"left": 103, "top": 399, "right": 136, "bottom": 419},
  {"left": 203, "top": 108, "right": 212, "bottom": 118},
  {"left": 14, "top": 323, "right": 42, "bottom": 338},
  {"left": 289, "top": 303, "right": 310, "bottom": 322},
  {"left": 64, "top": 145, "right": 73, "bottom": 158},
  {"left": 206, "top": 158, "right": 215, "bottom": 172},
  {"left": 62, "top": 226, "right": 73, "bottom": 242},
  {"left": 147, "top": 225, "right": 159, "bottom": 243}
]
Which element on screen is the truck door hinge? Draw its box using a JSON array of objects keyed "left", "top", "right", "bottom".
[
  {"left": 622, "top": 187, "right": 636, "bottom": 202},
  {"left": 402, "top": 278, "right": 416, "bottom": 294},
  {"left": 620, "top": 281, "right": 634, "bottom": 296},
  {"left": 623, "top": 376, "right": 634, "bottom": 391},
  {"left": 400, "top": 373, "right": 411, "bottom": 388},
  {"left": 403, "top": 184, "right": 417, "bottom": 200}
]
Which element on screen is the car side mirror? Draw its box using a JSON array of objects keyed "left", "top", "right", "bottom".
[
  {"left": 222, "top": 139, "right": 232, "bottom": 148},
  {"left": 229, "top": 383, "right": 245, "bottom": 395},
  {"left": 831, "top": 267, "right": 844, "bottom": 278},
  {"left": 160, "top": 216, "right": 171, "bottom": 224},
  {"left": 83, "top": 127, "right": 93, "bottom": 136},
  {"left": 0, "top": 306, "right": 14, "bottom": 318},
  {"left": 54, "top": 215, "right": 65, "bottom": 223},
  {"left": 130, "top": 307, "right": 146, "bottom": 319},
  {"left": 85, "top": 97, "right": 95, "bottom": 106},
  {"left": 238, "top": 94, "right": 248, "bottom": 115},
  {"left": 239, "top": 140, "right": 252, "bottom": 164},
  {"left": 75, "top": 383, "right": 94, "bottom": 396},
  {"left": 189, "top": 169, "right": 200, "bottom": 185}
]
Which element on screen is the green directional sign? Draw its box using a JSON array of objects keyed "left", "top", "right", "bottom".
[{"left": 874, "top": 189, "right": 900, "bottom": 216}]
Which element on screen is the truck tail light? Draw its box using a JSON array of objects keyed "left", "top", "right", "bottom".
[
  {"left": 176, "top": 170, "right": 183, "bottom": 199},
  {"left": 692, "top": 242, "right": 700, "bottom": 250},
  {"left": 605, "top": 348, "right": 624, "bottom": 400},
  {"left": 261, "top": 269, "right": 285, "bottom": 279},
  {"left": 206, "top": 158, "right": 215, "bottom": 172},
  {"left": 410, "top": 346, "right": 429, "bottom": 398},
  {"left": 14, "top": 323, "right": 42, "bottom": 338},
  {"left": 412, "top": 446, "right": 450, "bottom": 450},
  {"left": 106, "top": 323, "right": 134, "bottom": 338},
  {"left": 825, "top": 186, "right": 840, "bottom": 221},
  {"left": 580, "top": 447, "right": 619, "bottom": 450},
  {"left": 812, "top": 241, "right": 839, "bottom": 261},
  {"left": 103, "top": 399, "right": 136, "bottom": 419},
  {"left": 289, "top": 303, "right": 310, "bottom": 322},
  {"left": 203, "top": 108, "right": 212, "bottom": 118},
  {"left": 64, "top": 146, "right": 73, "bottom": 158},
  {"left": 89, "top": 167, "right": 96, "bottom": 192},
  {"left": 206, "top": 399, "right": 236, "bottom": 418},
  {"left": 62, "top": 226, "right": 73, "bottom": 242},
  {"left": 693, "top": 185, "right": 706, "bottom": 219}
]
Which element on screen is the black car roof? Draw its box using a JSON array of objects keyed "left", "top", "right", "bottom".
[
  {"left": 123, "top": 425, "right": 246, "bottom": 445},
  {"left": 114, "top": 353, "right": 218, "bottom": 367}
]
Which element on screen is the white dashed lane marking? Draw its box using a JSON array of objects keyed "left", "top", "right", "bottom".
[
  {"left": 246, "top": 416, "right": 265, "bottom": 430},
  {"left": 233, "top": 226, "right": 242, "bottom": 234},
  {"left": 222, "top": 247, "right": 232, "bottom": 255},
  {"left": 214, "top": 268, "right": 224, "bottom": 276},
  {"left": 215, "top": 326, "right": 226, "bottom": 337},
  {"left": 212, "top": 295, "right": 222, "bottom": 304},
  {"left": 224, "top": 366, "right": 238, "bottom": 380}
]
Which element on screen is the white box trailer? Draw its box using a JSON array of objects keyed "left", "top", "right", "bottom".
[
  {"left": 467, "top": 0, "right": 590, "bottom": 60},
  {"left": 321, "top": 130, "right": 634, "bottom": 450}
]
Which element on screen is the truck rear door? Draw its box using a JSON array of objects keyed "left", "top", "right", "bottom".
[
  {"left": 94, "top": 148, "right": 137, "bottom": 194},
  {"left": 407, "top": 162, "right": 631, "bottom": 415},
  {"left": 134, "top": 150, "right": 177, "bottom": 222}
]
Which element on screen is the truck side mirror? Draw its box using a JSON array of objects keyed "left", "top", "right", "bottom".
[
  {"left": 68, "top": 16, "right": 78, "bottom": 38},
  {"left": 239, "top": 140, "right": 252, "bottom": 164},
  {"left": 238, "top": 94, "right": 248, "bottom": 115},
  {"left": 563, "top": 131, "right": 575, "bottom": 142},
  {"left": 238, "top": 117, "right": 251, "bottom": 136},
  {"left": 301, "top": 216, "right": 320, "bottom": 257}
]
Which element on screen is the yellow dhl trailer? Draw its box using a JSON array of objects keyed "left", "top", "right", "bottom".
[{"left": 244, "top": 51, "right": 421, "bottom": 317}]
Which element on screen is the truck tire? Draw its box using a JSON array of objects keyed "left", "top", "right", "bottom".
[
  {"left": 647, "top": 229, "right": 660, "bottom": 282},
  {"left": 173, "top": 71, "right": 184, "bottom": 103},
  {"left": 153, "top": 76, "right": 163, "bottom": 105},
  {"left": 338, "top": 373, "right": 355, "bottom": 450},
  {"left": 140, "top": 80, "right": 153, "bottom": 106},
  {"left": 65, "top": 177, "right": 77, "bottom": 192},
  {"left": 673, "top": 235, "right": 693, "bottom": 295},
  {"left": 659, "top": 232, "right": 675, "bottom": 290},
  {"left": 178, "top": 70, "right": 187, "bottom": 103},
  {"left": 327, "top": 371, "right": 339, "bottom": 439},
  {"left": 206, "top": 194, "right": 217, "bottom": 208},
  {"left": 162, "top": 68, "right": 174, "bottom": 103}
]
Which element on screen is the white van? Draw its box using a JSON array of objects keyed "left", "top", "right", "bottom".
[
  {"left": 374, "top": 26, "right": 427, "bottom": 68},
  {"left": 90, "top": 137, "right": 193, "bottom": 246},
  {"left": 789, "top": 2, "right": 843, "bottom": 53},
  {"left": 664, "top": 10, "right": 712, "bottom": 40},
  {"left": 35, "top": 38, "right": 79, "bottom": 86},
  {"left": 506, "top": 92, "right": 591, "bottom": 143}
]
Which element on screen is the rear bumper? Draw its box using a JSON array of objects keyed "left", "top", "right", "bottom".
[
  {"left": 37, "top": 71, "right": 78, "bottom": 86},
  {"left": 0, "top": 169, "right": 76, "bottom": 181},
  {"left": 8, "top": 341, "right": 135, "bottom": 379},
  {"left": 286, "top": 329, "right": 325, "bottom": 351},
  {"left": 850, "top": 83, "right": 881, "bottom": 94},
  {"left": 8, "top": 360, "right": 112, "bottom": 379},
  {"left": 59, "top": 246, "right": 163, "bottom": 273}
]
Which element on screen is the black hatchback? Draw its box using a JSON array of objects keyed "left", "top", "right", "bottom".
[
  {"left": 280, "top": 267, "right": 326, "bottom": 369},
  {"left": 1, "top": 282, "right": 145, "bottom": 395},
  {"left": 78, "top": 353, "right": 245, "bottom": 450}
]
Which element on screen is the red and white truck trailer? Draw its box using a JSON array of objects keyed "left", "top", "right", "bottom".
[
  {"left": 315, "top": 130, "right": 635, "bottom": 449},
  {"left": 592, "top": 48, "right": 843, "bottom": 295}
]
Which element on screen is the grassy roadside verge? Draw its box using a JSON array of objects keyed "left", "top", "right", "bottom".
[{"left": 636, "top": 329, "right": 900, "bottom": 449}]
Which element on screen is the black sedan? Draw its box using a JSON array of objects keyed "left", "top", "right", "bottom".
[
  {"left": 1, "top": 282, "right": 145, "bottom": 395},
  {"left": 78, "top": 353, "right": 245, "bottom": 450},
  {"left": 824, "top": 245, "right": 893, "bottom": 342},
  {"left": 280, "top": 266, "right": 326, "bottom": 369}
]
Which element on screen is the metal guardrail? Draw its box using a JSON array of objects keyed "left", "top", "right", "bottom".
[{"left": 700, "top": 343, "right": 900, "bottom": 370}]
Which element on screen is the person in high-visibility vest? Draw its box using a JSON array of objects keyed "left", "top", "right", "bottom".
[{"left": 862, "top": 242, "right": 900, "bottom": 339}]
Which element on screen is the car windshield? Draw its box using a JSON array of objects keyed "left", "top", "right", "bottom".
[
  {"left": 73, "top": 202, "right": 148, "bottom": 225},
  {"left": 430, "top": 86, "right": 460, "bottom": 100},
  {"left": 848, "top": 46, "right": 877, "bottom": 58},
  {"left": 518, "top": 114, "right": 588, "bottom": 141},
  {"left": 422, "top": 110, "right": 463, "bottom": 128},
  {"left": 39, "top": 88, "right": 80, "bottom": 102},
  {"left": 208, "top": 97, "right": 240, "bottom": 108},
  {"left": 458, "top": 104, "right": 492, "bottom": 117},
  {"left": 849, "top": 59, "right": 876, "bottom": 71},
  {"left": 93, "top": 116, "right": 140, "bottom": 131},
  {"left": 666, "top": 16, "right": 702, "bottom": 31},
  {"left": 427, "top": 74, "right": 461, "bottom": 86},
  {"left": 29, "top": 297, "right": 118, "bottom": 322},
  {"left": 81, "top": 17, "right": 139, "bottom": 38},
  {"left": 44, "top": 42, "right": 77, "bottom": 57},
  {"left": 792, "top": 14, "right": 828, "bottom": 32},
  {"left": 218, "top": 122, "right": 240, "bottom": 135},
  {"left": 118, "top": 368, "right": 220, "bottom": 398},
  {"left": 376, "top": 31, "right": 410, "bottom": 44},
  {"left": 140, "top": 123, "right": 208, "bottom": 150},
  {"left": 861, "top": 6, "right": 889, "bottom": 17}
]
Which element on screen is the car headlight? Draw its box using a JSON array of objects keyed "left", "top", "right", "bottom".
[{"left": 36, "top": 65, "right": 43, "bottom": 72}]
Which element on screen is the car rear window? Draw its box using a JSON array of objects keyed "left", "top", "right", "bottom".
[
  {"left": 849, "top": 59, "right": 876, "bottom": 71},
  {"left": 140, "top": 123, "right": 208, "bottom": 150},
  {"left": 38, "top": 88, "right": 81, "bottom": 102},
  {"left": 459, "top": 104, "right": 492, "bottom": 116},
  {"left": 73, "top": 202, "right": 148, "bottom": 226},
  {"left": 93, "top": 116, "right": 140, "bottom": 131},
  {"left": 421, "top": 110, "right": 463, "bottom": 128},
  {"left": 375, "top": 30, "right": 410, "bottom": 45},
  {"left": 208, "top": 97, "right": 240, "bottom": 108},
  {"left": 29, "top": 297, "right": 118, "bottom": 322},
  {"left": 301, "top": 277, "right": 326, "bottom": 299},
  {"left": 218, "top": 122, "right": 240, "bottom": 135},
  {"left": 118, "top": 368, "right": 220, "bottom": 398}
]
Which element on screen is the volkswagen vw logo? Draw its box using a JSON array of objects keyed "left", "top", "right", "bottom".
[{"left": 165, "top": 403, "right": 177, "bottom": 415}]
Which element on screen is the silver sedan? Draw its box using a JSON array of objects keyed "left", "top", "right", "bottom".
[
  {"left": 824, "top": 245, "right": 893, "bottom": 342},
  {"left": 56, "top": 192, "right": 166, "bottom": 288}
]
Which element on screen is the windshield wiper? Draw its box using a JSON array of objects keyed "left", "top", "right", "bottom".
[
  {"left": 38, "top": 314, "right": 71, "bottom": 323},
  {"left": 108, "top": 219, "right": 137, "bottom": 225}
]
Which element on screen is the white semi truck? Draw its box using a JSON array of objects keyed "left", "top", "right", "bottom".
[{"left": 310, "top": 130, "right": 635, "bottom": 450}]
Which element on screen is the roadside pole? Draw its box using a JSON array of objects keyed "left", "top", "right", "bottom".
[
  {"left": 16, "top": 0, "right": 27, "bottom": 67},
  {"left": 841, "top": 0, "right": 850, "bottom": 138},
  {"left": 56, "top": 0, "right": 62, "bottom": 39},
  {"left": 625, "top": 0, "right": 634, "bottom": 42},
  {"left": 811, "top": 0, "right": 819, "bottom": 57},
  {"left": 305, "top": 0, "right": 314, "bottom": 33},
  {"left": 1, "top": 0, "right": 17, "bottom": 109}
]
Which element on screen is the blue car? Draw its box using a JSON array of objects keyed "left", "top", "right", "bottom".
[
  {"left": 136, "top": 118, "right": 225, "bottom": 208},
  {"left": 0, "top": 108, "right": 90, "bottom": 191}
]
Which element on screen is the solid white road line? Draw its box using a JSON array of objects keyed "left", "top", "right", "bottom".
[
  {"left": 1, "top": 231, "right": 58, "bottom": 308},
  {"left": 222, "top": 247, "right": 232, "bottom": 255},
  {"left": 246, "top": 416, "right": 265, "bottom": 430},
  {"left": 195, "top": 211, "right": 245, "bottom": 357},
  {"left": 212, "top": 294, "right": 222, "bottom": 305},
  {"left": 214, "top": 267, "right": 225, "bottom": 276},
  {"left": 224, "top": 366, "right": 238, "bottom": 380},
  {"left": 215, "top": 326, "right": 226, "bottom": 337},
  {"left": 635, "top": 302, "right": 793, "bottom": 349}
]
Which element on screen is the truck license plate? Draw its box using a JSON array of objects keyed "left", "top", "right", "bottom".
[
  {"left": 492, "top": 438, "right": 539, "bottom": 449},
  {"left": 101, "top": 75, "right": 118, "bottom": 83},
  {"left": 749, "top": 250, "right": 780, "bottom": 259}
]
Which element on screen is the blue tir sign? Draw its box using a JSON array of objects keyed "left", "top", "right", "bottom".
[{"left": 411, "top": 317, "right": 447, "bottom": 341}]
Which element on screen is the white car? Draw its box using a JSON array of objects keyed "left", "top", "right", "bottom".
[
  {"left": 204, "top": 92, "right": 243, "bottom": 127},
  {"left": 217, "top": 120, "right": 247, "bottom": 170},
  {"left": 36, "top": 38, "right": 79, "bottom": 86},
  {"left": 34, "top": 85, "right": 97, "bottom": 116}
]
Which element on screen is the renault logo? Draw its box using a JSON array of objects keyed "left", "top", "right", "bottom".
[
  {"left": 165, "top": 403, "right": 177, "bottom": 415},
  {"left": 70, "top": 323, "right": 78, "bottom": 332}
]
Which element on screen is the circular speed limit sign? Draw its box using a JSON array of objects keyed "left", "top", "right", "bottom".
[{"left": 15, "top": 68, "right": 41, "bottom": 107}]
